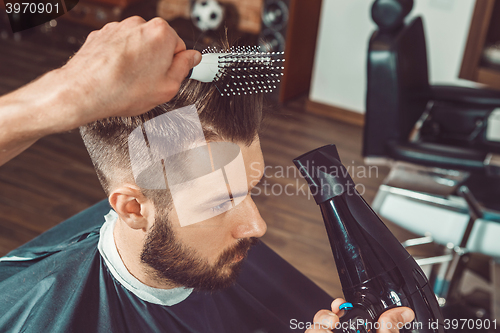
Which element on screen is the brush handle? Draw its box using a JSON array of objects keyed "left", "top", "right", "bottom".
[{"left": 187, "top": 53, "right": 220, "bottom": 83}]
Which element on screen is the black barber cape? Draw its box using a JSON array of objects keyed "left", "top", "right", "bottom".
[{"left": 0, "top": 200, "right": 332, "bottom": 333}]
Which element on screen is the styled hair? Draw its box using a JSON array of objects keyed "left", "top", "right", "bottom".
[{"left": 80, "top": 73, "right": 263, "bottom": 197}]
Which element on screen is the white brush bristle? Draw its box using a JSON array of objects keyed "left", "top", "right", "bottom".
[{"left": 202, "top": 46, "right": 285, "bottom": 97}]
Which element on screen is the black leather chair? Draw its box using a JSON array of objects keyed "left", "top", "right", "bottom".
[
  {"left": 365, "top": 0, "right": 500, "bottom": 208},
  {"left": 365, "top": 0, "right": 500, "bottom": 327}
]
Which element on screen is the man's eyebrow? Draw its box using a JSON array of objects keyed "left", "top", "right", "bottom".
[
  {"left": 205, "top": 172, "right": 264, "bottom": 205},
  {"left": 206, "top": 191, "right": 232, "bottom": 205},
  {"left": 232, "top": 189, "right": 250, "bottom": 198}
]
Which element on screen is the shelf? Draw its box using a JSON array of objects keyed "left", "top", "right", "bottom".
[
  {"left": 459, "top": 0, "right": 500, "bottom": 89},
  {"left": 477, "top": 66, "right": 500, "bottom": 90}
]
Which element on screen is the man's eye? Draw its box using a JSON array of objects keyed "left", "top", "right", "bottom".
[{"left": 211, "top": 201, "right": 232, "bottom": 213}]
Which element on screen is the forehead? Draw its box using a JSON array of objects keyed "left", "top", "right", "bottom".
[
  {"left": 167, "top": 138, "right": 263, "bottom": 183},
  {"left": 174, "top": 139, "right": 264, "bottom": 192}
]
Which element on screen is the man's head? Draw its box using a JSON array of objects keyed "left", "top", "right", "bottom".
[{"left": 80, "top": 73, "right": 267, "bottom": 291}]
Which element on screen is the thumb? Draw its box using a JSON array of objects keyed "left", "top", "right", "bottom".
[
  {"left": 186, "top": 49, "right": 202, "bottom": 67},
  {"left": 378, "top": 307, "right": 415, "bottom": 333},
  {"left": 166, "top": 49, "right": 202, "bottom": 83}
]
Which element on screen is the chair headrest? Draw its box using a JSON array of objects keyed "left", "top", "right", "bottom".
[{"left": 371, "top": 0, "right": 414, "bottom": 32}]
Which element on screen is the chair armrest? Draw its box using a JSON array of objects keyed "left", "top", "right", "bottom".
[
  {"left": 387, "top": 141, "right": 487, "bottom": 172},
  {"left": 431, "top": 85, "right": 500, "bottom": 107}
]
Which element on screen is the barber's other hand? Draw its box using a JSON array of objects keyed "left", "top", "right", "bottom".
[
  {"left": 59, "top": 16, "right": 201, "bottom": 125},
  {"left": 306, "top": 298, "right": 415, "bottom": 333}
]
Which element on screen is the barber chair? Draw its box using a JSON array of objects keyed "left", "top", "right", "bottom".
[{"left": 365, "top": 0, "right": 500, "bottom": 330}]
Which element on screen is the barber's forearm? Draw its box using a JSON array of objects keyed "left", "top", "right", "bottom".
[
  {"left": 0, "top": 17, "right": 201, "bottom": 167},
  {"left": 0, "top": 68, "right": 85, "bottom": 166}
]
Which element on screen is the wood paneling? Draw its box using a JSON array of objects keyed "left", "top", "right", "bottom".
[
  {"left": 157, "top": 0, "right": 263, "bottom": 34},
  {"left": 459, "top": 0, "right": 500, "bottom": 92},
  {"left": 279, "top": 0, "right": 322, "bottom": 102},
  {"left": 459, "top": 0, "right": 495, "bottom": 80},
  {"left": 0, "top": 37, "right": 107, "bottom": 255},
  {"left": 305, "top": 99, "right": 365, "bottom": 127},
  {"left": 477, "top": 67, "right": 500, "bottom": 90}
]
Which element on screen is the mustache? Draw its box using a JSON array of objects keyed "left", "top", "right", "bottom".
[{"left": 216, "top": 237, "right": 259, "bottom": 267}]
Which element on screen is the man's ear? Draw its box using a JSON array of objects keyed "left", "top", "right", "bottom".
[{"left": 109, "top": 185, "right": 152, "bottom": 231}]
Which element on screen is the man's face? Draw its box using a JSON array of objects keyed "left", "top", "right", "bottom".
[{"left": 140, "top": 139, "right": 267, "bottom": 291}]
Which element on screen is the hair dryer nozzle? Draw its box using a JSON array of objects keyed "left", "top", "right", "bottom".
[{"left": 293, "top": 145, "right": 355, "bottom": 204}]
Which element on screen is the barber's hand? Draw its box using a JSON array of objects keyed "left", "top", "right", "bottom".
[
  {"left": 0, "top": 16, "right": 201, "bottom": 166},
  {"left": 306, "top": 298, "right": 415, "bottom": 333},
  {"left": 59, "top": 16, "right": 202, "bottom": 124}
]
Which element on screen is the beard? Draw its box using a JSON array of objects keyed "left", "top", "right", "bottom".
[{"left": 140, "top": 210, "right": 259, "bottom": 292}]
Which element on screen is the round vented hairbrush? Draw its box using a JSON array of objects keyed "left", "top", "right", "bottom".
[{"left": 187, "top": 46, "right": 285, "bottom": 96}]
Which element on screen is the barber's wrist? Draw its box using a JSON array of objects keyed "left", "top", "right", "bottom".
[
  {"left": 45, "top": 66, "right": 97, "bottom": 132},
  {"left": 0, "top": 68, "right": 90, "bottom": 141},
  {"left": 0, "top": 67, "right": 88, "bottom": 165},
  {"left": 0, "top": 72, "right": 57, "bottom": 144}
]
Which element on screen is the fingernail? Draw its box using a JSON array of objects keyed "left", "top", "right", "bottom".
[
  {"left": 193, "top": 52, "right": 202, "bottom": 66},
  {"left": 401, "top": 309, "right": 414, "bottom": 323}
]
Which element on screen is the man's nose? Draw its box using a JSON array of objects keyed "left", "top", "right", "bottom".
[{"left": 231, "top": 197, "right": 267, "bottom": 239}]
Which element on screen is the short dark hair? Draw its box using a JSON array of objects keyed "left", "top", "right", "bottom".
[{"left": 80, "top": 70, "right": 264, "bottom": 197}]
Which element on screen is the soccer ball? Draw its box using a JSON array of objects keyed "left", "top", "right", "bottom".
[{"left": 191, "top": 0, "right": 224, "bottom": 32}]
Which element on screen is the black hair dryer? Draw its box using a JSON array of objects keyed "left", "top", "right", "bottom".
[{"left": 293, "top": 145, "right": 446, "bottom": 333}]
